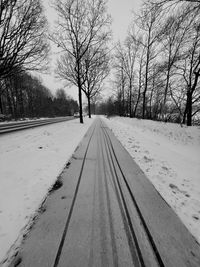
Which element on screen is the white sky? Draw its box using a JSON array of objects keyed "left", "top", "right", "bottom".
[{"left": 40, "top": 0, "right": 142, "bottom": 100}]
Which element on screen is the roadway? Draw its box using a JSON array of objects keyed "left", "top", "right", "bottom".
[
  {"left": 0, "top": 117, "right": 74, "bottom": 134},
  {"left": 9, "top": 117, "right": 200, "bottom": 267}
]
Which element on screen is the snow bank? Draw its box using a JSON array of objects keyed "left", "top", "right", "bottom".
[
  {"left": 0, "top": 117, "right": 95, "bottom": 265},
  {"left": 103, "top": 116, "right": 200, "bottom": 244}
]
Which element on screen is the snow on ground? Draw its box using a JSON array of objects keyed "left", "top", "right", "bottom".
[
  {"left": 0, "top": 116, "right": 95, "bottom": 265},
  {"left": 103, "top": 116, "right": 200, "bottom": 244},
  {"left": 1, "top": 115, "right": 199, "bottom": 265}
]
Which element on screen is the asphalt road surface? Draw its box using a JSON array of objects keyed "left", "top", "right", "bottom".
[
  {"left": 9, "top": 118, "right": 200, "bottom": 267},
  {"left": 0, "top": 117, "right": 74, "bottom": 134}
]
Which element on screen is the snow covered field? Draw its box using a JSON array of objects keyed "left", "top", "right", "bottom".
[
  {"left": 1, "top": 115, "right": 200, "bottom": 265},
  {"left": 0, "top": 117, "right": 95, "bottom": 265},
  {"left": 103, "top": 116, "right": 200, "bottom": 245}
]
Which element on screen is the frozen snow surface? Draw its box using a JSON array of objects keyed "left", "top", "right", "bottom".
[
  {"left": 0, "top": 117, "right": 95, "bottom": 265},
  {"left": 103, "top": 116, "right": 200, "bottom": 245},
  {"left": 1, "top": 115, "right": 200, "bottom": 265}
]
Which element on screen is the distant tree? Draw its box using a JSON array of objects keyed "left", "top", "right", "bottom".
[
  {"left": 55, "top": 88, "right": 70, "bottom": 116},
  {"left": 95, "top": 96, "right": 119, "bottom": 116},
  {"left": 82, "top": 46, "right": 110, "bottom": 118},
  {"left": 0, "top": 69, "right": 79, "bottom": 119},
  {"left": 1, "top": 72, "right": 54, "bottom": 118},
  {"left": 55, "top": 88, "right": 67, "bottom": 100},
  {"left": 113, "top": 43, "right": 128, "bottom": 116},
  {"left": 114, "top": 31, "right": 139, "bottom": 118},
  {"left": 90, "top": 92, "right": 103, "bottom": 114}
]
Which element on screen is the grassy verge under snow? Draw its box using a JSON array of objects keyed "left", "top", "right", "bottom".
[
  {"left": 0, "top": 116, "right": 95, "bottom": 265},
  {"left": 103, "top": 116, "right": 200, "bottom": 244}
]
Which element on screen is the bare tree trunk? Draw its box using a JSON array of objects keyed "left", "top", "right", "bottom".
[
  {"left": 149, "top": 74, "right": 155, "bottom": 119},
  {"left": 182, "top": 95, "right": 188, "bottom": 125},
  {"left": 27, "top": 88, "right": 34, "bottom": 117},
  {"left": 78, "top": 79, "right": 83, "bottom": 123},
  {"left": 19, "top": 86, "right": 25, "bottom": 118},
  {"left": 134, "top": 53, "right": 143, "bottom": 118},
  {"left": 186, "top": 91, "right": 192, "bottom": 126},
  {"left": 122, "top": 88, "right": 125, "bottom": 116},
  {"left": 88, "top": 96, "right": 91, "bottom": 118},
  {"left": 121, "top": 67, "right": 125, "bottom": 116},
  {"left": 134, "top": 93, "right": 141, "bottom": 117},
  {"left": 6, "top": 87, "right": 13, "bottom": 116},
  {"left": 134, "top": 77, "right": 141, "bottom": 118},
  {"left": 149, "top": 90, "right": 153, "bottom": 119},
  {"left": 161, "top": 66, "right": 170, "bottom": 119},
  {"left": 0, "top": 95, "right": 3, "bottom": 114},
  {"left": 143, "top": 47, "right": 150, "bottom": 119},
  {"left": 12, "top": 93, "right": 18, "bottom": 120},
  {"left": 129, "top": 82, "right": 132, "bottom": 118},
  {"left": 14, "top": 84, "right": 20, "bottom": 119},
  {"left": 187, "top": 69, "right": 200, "bottom": 126},
  {"left": 142, "top": 91, "right": 146, "bottom": 119}
]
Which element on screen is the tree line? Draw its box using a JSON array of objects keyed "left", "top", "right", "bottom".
[
  {"left": 1, "top": 0, "right": 200, "bottom": 125},
  {"left": 0, "top": 0, "right": 48, "bottom": 119},
  {"left": 0, "top": 0, "right": 111, "bottom": 122},
  {"left": 111, "top": 0, "right": 200, "bottom": 126},
  {"left": 0, "top": 71, "right": 78, "bottom": 119},
  {"left": 0, "top": 0, "right": 78, "bottom": 120}
]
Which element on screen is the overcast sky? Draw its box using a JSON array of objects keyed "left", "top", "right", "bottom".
[{"left": 41, "top": 0, "right": 142, "bottom": 100}]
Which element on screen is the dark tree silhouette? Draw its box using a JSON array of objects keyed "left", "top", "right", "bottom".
[{"left": 0, "top": 0, "right": 49, "bottom": 79}]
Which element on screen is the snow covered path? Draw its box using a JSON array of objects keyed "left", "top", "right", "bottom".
[
  {"left": 103, "top": 116, "right": 200, "bottom": 245},
  {"left": 0, "top": 117, "right": 95, "bottom": 264}
]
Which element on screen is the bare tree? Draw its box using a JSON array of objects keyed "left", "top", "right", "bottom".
[
  {"left": 113, "top": 43, "right": 127, "bottom": 116},
  {"left": 82, "top": 46, "right": 110, "bottom": 118},
  {"left": 177, "top": 23, "right": 200, "bottom": 125},
  {"left": 123, "top": 29, "right": 140, "bottom": 117},
  {"left": 151, "top": 0, "right": 200, "bottom": 18},
  {"left": 108, "top": 0, "right": 200, "bottom": 124},
  {"left": 51, "top": 0, "right": 111, "bottom": 123},
  {"left": 154, "top": 0, "right": 200, "bottom": 7},
  {"left": 0, "top": 0, "right": 49, "bottom": 113},
  {"left": 133, "top": 43, "right": 146, "bottom": 117},
  {"left": 157, "top": 9, "right": 195, "bottom": 118},
  {"left": 0, "top": 0, "right": 49, "bottom": 79},
  {"left": 112, "top": 50, "right": 127, "bottom": 116},
  {"left": 114, "top": 32, "right": 140, "bottom": 118},
  {"left": 136, "top": 1, "right": 162, "bottom": 118}
]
